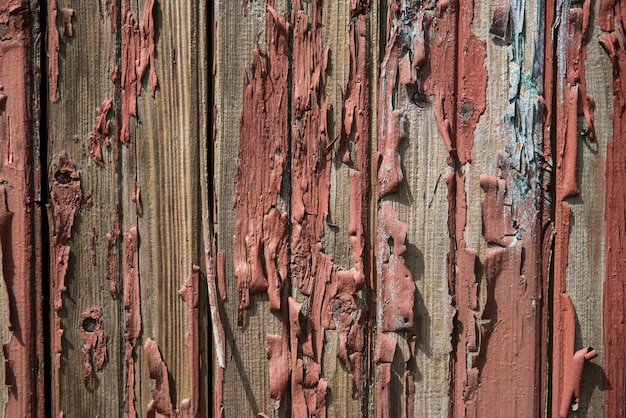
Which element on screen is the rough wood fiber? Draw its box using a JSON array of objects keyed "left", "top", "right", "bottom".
[
  {"left": 133, "top": 0, "right": 209, "bottom": 415},
  {"left": 47, "top": 1, "right": 121, "bottom": 415},
  {"left": 47, "top": 0, "right": 208, "bottom": 416}
]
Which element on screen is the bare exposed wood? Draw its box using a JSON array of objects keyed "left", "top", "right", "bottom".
[{"left": 47, "top": 0, "right": 208, "bottom": 416}]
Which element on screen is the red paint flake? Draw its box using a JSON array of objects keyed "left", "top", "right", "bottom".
[
  {"left": 132, "top": 179, "right": 143, "bottom": 216},
  {"left": 376, "top": 109, "right": 406, "bottom": 198},
  {"left": 79, "top": 309, "right": 108, "bottom": 387},
  {"left": 120, "top": 0, "right": 157, "bottom": 145},
  {"left": 88, "top": 99, "right": 113, "bottom": 167},
  {"left": 145, "top": 338, "right": 175, "bottom": 417},
  {"left": 61, "top": 8, "right": 73, "bottom": 38},
  {"left": 374, "top": 333, "right": 396, "bottom": 418},
  {"left": 480, "top": 175, "right": 516, "bottom": 246}
]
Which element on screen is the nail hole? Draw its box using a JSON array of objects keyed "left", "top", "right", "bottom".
[
  {"left": 82, "top": 317, "right": 98, "bottom": 332},
  {"left": 55, "top": 171, "right": 72, "bottom": 184},
  {"left": 411, "top": 91, "right": 429, "bottom": 108}
]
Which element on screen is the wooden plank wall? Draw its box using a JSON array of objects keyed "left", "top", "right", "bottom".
[{"left": 0, "top": 0, "right": 621, "bottom": 416}]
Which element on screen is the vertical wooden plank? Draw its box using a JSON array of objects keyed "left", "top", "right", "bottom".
[
  {"left": 48, "top": 0, "right": 209, "bottom": 416},
  {"left": 47, "top": 0, "right": 122, "bottom": 416},
  {"left": 564, "top": 0, "right": 612, "bottom": 415},
  {"left": 215, "top": 0, "right": 376, "bottom": 416},
  {"left": 133, "top": 0, "right": 209, "bottom": 415},
  {"left": 598, "top": 1, "right": 626, "bottom": 416},
  {"left": 214, "top": 1, "right": 284, "bottom": 415},
  {"left": 0, "top": 2, "right": 44, "bottom": 416}
]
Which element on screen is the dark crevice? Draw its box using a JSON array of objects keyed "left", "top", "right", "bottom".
[
  {"left": 207, "top": 0, "right": 215, "bottom": 416},
  {"left": 37, "top": 0, "right": 52, "bottom": 417}
]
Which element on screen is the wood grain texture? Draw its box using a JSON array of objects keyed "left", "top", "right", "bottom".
[
  {"left": 47, "top": 0, "right": 208, "bottom": 416},
  {"left": 47, "top": 1, "right": 122, "bottom": 415},
  {"left": 38, "top": 0, "right": 618, "bottom": 416}
]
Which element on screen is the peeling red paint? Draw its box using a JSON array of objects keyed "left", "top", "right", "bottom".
[
  {"left": 178, "top": 265, "right": 200, "bottom": 416},
  {"left": 550, "top": 2, "right": 596, "bottom": 413},
  {"left": 479, "top": 175, "right": 515, "bottom": 246},
  {"left": 79, "top": 309, "right": 108, "bottom": 387},
  {"left": 558, "top": 294, "right": 597, "bottom": 417},
  {"left": 105, "top": 0, "right": 118, "bottom": 33},
  {"left": 376, "top": 203, "right": 414, "bottom": 332},
  {"left": 599, "top": 27, "right": 626, "bottom": 417},
  {"left": 233, "top": 4, "right": 289, "bottom": 325},
  {"left": 267, "top": 330, "right": 290, "bottom": 409},
  {"left": 50, "top": 152, "right": 82, "bottom": 417},
  {"left": 138, "top": 0, "right": 157, "bottom": 96},
  {"left": 374, "top": 333, "right": 396, "bottom": 418},
  {"left": 110, "top": 65, "right": 119, "bottom": 84},
  {"left": 376, "top": 110, "right": 406, "bottom": 198},
  {"left": 47, "top": 0, "right": 60, "bottom": 102},
  {"left": 0, "top": 30, "right": 44, "bottom": 407},
  {"left": 145, "top": 338, "right": 175, "bottom": 417},
  {"left": 61, "top": 8, "right": 73, "bottom": 38},
  {"left": 120, "top": 0, "right": 157, "bottom": 145},
  {"left": 132, "top": 179, "right": 143, "bottom": 216},
  {"left": 123, "top": 227, "right": 141, "bottom": 418},
  {"left": 88, "top": 99, "right": 113, "bottom": 167}
]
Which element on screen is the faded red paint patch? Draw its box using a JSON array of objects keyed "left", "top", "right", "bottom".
[
  {"left": 88, "top": 99, "right": 112, "bottom": 167},
  {"left": 600, "top": 29, "right": 626, "bottom": 418},
  {"left": 0, "top": 6, "right": 45, "bottom": 415},
  {"left": 79, "top": 309, "right": 108, "bottom": 387}
]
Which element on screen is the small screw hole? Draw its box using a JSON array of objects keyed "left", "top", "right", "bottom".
[
  {"left": 55, "top": 171, "right": 72, "bottom": 184},
  {"left": 82, "top": 317, "right": 98, "bottom": 332}
]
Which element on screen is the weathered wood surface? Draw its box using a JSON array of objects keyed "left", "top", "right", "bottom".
[
  {"left": 212, "top": 0, "right": 616, "bottom": 417},
  {"left": 0, "top": 0, "right": 621, "bottom": 416},
  {"left": 46, "top": 0, "right": 209, "bottom": 416}
]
